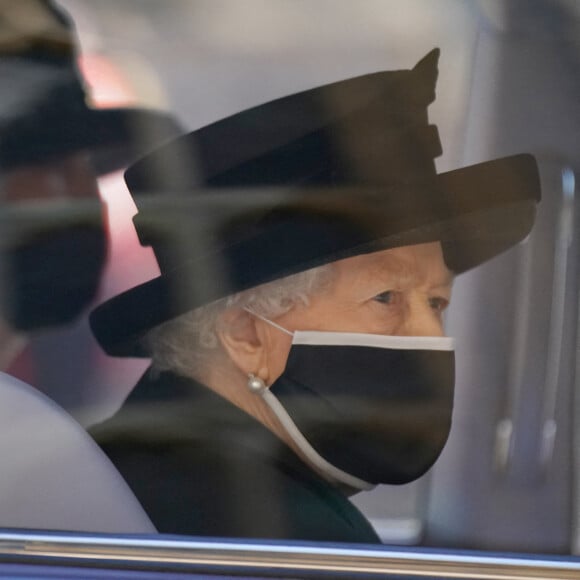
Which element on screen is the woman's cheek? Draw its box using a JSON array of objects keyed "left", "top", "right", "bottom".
[
  {"left": 267, "top": 334, "right": 294, "bottom": 383},
  {"left": 364, "top": 302, "right": 402, "bottom": 335}
]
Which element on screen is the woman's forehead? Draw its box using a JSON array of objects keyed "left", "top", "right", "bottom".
[{"left": 334, "top": 242, "right": 454, "bottom": 287}]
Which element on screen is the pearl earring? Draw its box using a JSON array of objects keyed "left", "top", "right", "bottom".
[{"left": 247, "top": 373, "right": 266, "bottom": 393}]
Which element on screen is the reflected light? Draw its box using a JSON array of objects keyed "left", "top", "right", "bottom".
[
  {"left": 77, "top": 52, "right": 161, "bottom": 300},
  {"left": 78, "top": 54, "right": 137, "bottom": 107}
]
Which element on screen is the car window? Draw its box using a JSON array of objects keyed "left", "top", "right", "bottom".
[{"left": 0, "top": 0, "right": 579, "bottom": 576}]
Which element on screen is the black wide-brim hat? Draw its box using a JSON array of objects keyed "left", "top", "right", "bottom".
[
  {"left": 0, "top": 59, "right": 182, "bottom": 175},
  {"left": 90, "top": 49, "right": 541, "bottom": 357},
  {"left": 0, "top": 2, "right": 182, "bottom": 174}
]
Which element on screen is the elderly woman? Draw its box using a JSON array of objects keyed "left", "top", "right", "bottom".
[{"left": 90, "top": 49, "right": 540, "bottom": 542}]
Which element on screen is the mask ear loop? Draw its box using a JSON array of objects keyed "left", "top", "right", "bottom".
[
  {"left": 243, "top": 308, "right": 374, "bottom": 491},
  {"left": 243, "top": 307, "right": 294, "bottom": 336},
  {"left": 243, "top": 307, "right": 292, "bottom": 392}
]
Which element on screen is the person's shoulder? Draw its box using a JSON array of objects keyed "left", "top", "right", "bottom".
[{"left": 89, "top": 370, "right": 379, "bottom": 542}]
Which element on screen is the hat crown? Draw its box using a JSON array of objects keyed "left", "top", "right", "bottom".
[
  {"left": 0, "top": 0, "right": 77, "bottom": 63},
  {"left": 0, "top": 1, "right": 183, "bottom": 174},
  {"left": 0, "top": 1, "right": 93, "bottom": 167},
  {"left": 127, "top": 50, "right": 445, "bottom": 285},
  {"left": 0, "top": 0, "right": 87, "bottom": 111},
  {"left": 125, "top": 49, "right": 442, "bottom": 196}
]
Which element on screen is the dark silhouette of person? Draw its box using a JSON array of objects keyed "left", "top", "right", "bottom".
[{"left": 0, "top": 0, "right": 182, "bottom": 368}]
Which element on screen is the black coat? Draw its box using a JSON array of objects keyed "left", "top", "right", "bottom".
[{"left": 91, "top": 369, "right": 380, "bottom": 544}]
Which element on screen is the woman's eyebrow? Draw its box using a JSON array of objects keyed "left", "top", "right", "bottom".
[
  {"left": 430, "top": 276, "right": 455, "bottom": 297},
  {"left": 371, "top": 262, "right": 418, "bottom": 286}
]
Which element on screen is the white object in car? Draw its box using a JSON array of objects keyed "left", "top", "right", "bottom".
[{"left": 0, "top": 371, "right": 155, "bottom": 533}]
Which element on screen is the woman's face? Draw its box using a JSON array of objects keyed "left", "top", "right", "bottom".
[{"left": 260, "top": 241, "right": 454, "bottom": 383}]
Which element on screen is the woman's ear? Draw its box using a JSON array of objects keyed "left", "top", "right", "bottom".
[{"left": 216, "top": 307, "right": 270, "bottom": 383}]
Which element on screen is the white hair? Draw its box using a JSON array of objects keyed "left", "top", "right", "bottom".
[{"left": 143, "top": 264, "right": 335, "bottom": 378}]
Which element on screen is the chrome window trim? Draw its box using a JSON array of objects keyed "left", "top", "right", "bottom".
[{"left": 0, "top": 532, "right": 579, "bottom": 578}]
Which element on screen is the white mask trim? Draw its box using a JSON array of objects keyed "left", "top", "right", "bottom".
[
  {"left": 244, "top": 307, "right": 454, "bottom": 351},
  {"left": 260, "top": 389, "right": 376, "bottom": 492},
  {"left": 293, "top": 331, "right": 455, "bottom": 351}
]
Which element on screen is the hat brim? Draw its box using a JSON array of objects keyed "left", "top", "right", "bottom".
[
  {"left": 0, "top": 106, "right": 183, "bottom": 176},
  {"left": 78, "top": 107, "right": 184, "bottom": 175},
  {"left": 90, "top": 154, "right": 540, "bottom": 357}
]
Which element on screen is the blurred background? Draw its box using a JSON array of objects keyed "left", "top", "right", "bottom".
[{"left": 8, "top": 0, "right": 579, "bottom": 556}]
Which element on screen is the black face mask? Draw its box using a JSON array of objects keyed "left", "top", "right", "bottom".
[
  {"left": 0, "top": 223, "right": 106, "bottom": 331},
  {"left": 247, "top": 313, "right": 455, "bottom": 490}
]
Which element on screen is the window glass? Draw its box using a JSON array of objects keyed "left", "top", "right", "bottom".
[{"left": 0, "top": 0, "right": 578, "bottom": 566}]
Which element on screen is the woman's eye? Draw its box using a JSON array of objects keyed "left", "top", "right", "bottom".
[
  {"left": 373, "top": 290, "right": 398, "bottom": 305},
  {"left": 429, "top": 296, "right": 449, "bottom": 313}
]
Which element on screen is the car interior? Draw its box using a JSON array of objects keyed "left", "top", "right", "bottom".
[{"left": 0, "top": 1, "right": 578, "bottom": 578}]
